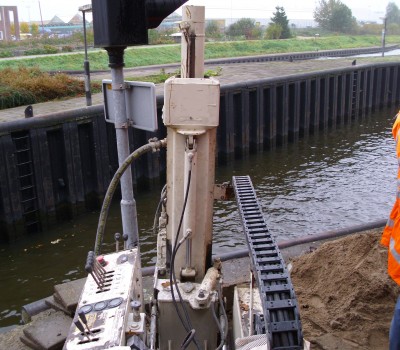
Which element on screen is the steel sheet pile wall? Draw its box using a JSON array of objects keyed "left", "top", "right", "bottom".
[
  {"left": 0, "top": 108, "right": 165, "bottom": 241},
  {"left": 0, "top": 62, "right": 399, "bottom": 240},
  {"left": 217, "top": 62, "right": 400, "bottom": 161}
]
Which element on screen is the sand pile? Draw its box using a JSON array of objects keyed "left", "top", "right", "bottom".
[{"left": 290, "top": 229, "right": 400, "bottom": 350}]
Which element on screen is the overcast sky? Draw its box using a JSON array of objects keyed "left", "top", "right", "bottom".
[{"left": 1, "top": 0, "right": 399, "bottom": 23}]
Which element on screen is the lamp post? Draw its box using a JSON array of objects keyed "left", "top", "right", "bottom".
[
  {"left": 381, "top": 16, "right": 387, "bottom": 57},
  {"left": 79, "top": 4, "right": 92, "bottom": 106},
  {"left": 38, "top": 1, "right": 45, "bottom": 35}
]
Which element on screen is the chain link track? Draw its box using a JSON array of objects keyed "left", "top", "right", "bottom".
[{"left": 232, "top": 176, "right": 303, "bottom": 350}]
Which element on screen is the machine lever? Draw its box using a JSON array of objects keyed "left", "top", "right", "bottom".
[
  {"left": 78, "top": 310, "right": 93, "bottom": 335},
  {"left": 74, "top": 320, "right": 91, "bottom": 341},
  {"left": 114, "top": 232, "right": 121, "bottom": 252}
]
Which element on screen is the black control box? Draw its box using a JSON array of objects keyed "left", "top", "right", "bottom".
[{"left": 92, "top": 0, "right": 148, "bottom": 48}]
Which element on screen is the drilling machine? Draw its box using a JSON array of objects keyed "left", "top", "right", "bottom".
[{"left": 63, "top": 2, "right": 304, "bottom": 349}]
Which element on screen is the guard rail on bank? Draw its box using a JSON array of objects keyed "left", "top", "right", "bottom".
[{"left": 0, "top": 61, "right": 399, "bottom": 240}]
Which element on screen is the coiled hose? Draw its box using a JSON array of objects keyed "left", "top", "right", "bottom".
[{"left": 94, "top": 138, "right": 167, "bottom": 256}]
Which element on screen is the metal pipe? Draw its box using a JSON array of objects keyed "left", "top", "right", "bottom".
[
  {"left": 107, "top": 48, "right": 139, "bottom": 249},
  {"left": 149, "top": 303, "right": 157, "bottom": 349},
  {"left": 382, "top": 17, "right": 387, "bottom": 57},
  {"left": 213, "top": 219, "right": 386, "bottom": 263},
  {"left": 139, "top": 220, "right": 387, "bottom": 277},
  {"left": 21, "top": 298, "right": 51, "bottom": 324},
  {"left": 82, "top": 10, "right": 92, "bottom": 107},
  {"left": 277, "top": 219, "right": 386, "bottom": 249}
]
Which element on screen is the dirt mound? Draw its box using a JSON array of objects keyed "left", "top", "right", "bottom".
[{"left": 290, "top": 229, "right": 400, "bottom": 349}]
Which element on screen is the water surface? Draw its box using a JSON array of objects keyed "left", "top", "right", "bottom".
[{"left": 0, "top": 107, "right": 398, "bottom": 329}]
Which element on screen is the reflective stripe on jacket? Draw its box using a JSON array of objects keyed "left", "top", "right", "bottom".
[{"left": 382, "top": 110, "right": 400, "bottom": 286}]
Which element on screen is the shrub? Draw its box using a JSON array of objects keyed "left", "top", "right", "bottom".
[
  {"left": 0, "top": 86, "right": 36, "bottom": 110},
  {"left": 0, "top": 66, "right": 93, "bottom": 109},
  {"left": 61, "top": 45, "right": 74, "bottom": 52},
  {"left": 0, "top": 50, "right": 12, "bottom": 58},
  {"left": 24, "top": 45, "right": 59, "bottom": 56}
]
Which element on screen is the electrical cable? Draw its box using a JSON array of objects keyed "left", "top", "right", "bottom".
[
  {"left": 169, "top": 239, "right": 189, "bottom": 332},
  {"left": 152, "top": 184, "right": 167, "bottom": 236},
  {"left": 168, "top": 168, "right": 201, "bottom": 350},
  {"left": 211, "top": 297, "right": 224, "bottom": 350},
  {"left": 180, "top": 329, "right": 196, "bottom": 350},
  {"left": 169, "top": 168, "right": 193, "bottom": 327},
  {"left": 94, "top": 138, "right": 167, "bottom": 256},
  {"left": 218, "top": 282, "right": 228, "bottom": 344}
]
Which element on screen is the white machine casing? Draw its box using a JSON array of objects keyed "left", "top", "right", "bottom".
[
  {"left": 156, "top": 76, "right": 220, "bottom": 349},
  {"left": 163, "top": 76, "right": 220, "bottom": 281},
  {"left": 63, "top": 249, "right": 143, "bottom": 350}
]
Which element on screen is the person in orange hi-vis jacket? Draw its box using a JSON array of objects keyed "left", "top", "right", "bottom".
[{"left": 382, "top": 109, "right": 400, "bottom": 350}]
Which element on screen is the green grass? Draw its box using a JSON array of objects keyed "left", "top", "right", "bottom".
[
  {"left": 1, "top": 35, "right": 399, "bottom": 110},
  {"left": 0, "top": 35, "right": 398, "bottom": 72}
]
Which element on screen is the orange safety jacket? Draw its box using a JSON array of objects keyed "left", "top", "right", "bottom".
[{"left": 382, "top": 110, "right": 400, "bottom": 286}]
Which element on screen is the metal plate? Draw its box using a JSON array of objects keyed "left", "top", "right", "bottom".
[{"left": 103, "top": 80, "right": 158, "bottom": 132}]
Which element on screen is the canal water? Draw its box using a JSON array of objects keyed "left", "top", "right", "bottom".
[{"left": 0, "top": 107, "right": 398, "bottom": 330}]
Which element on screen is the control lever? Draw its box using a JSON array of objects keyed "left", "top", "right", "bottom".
[
  {"left": 114, "top": 232, "right": 121, "bottom": 252},
  {"left": 123, "top": 233, "right": 129, "bottom": 249},
  {"left": 78, "top": 310, "right": 93, "bottom": 335},
  {"left": 89, "top": 251, "right": 106, "bottom": 278},
  {"left": 74, "top": 319, "right": 91, "bottom": 341},
  {"left": 85, "top": 252, "right": 104, "bottom": 290}
]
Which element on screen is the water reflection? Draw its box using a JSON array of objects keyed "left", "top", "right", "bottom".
[{"left": 0, "top": 108, "right": 397, "bottom": 328}]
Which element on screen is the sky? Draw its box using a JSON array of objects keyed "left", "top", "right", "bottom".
[{"left": 1, "top": 0, "right": 399, "bottom": 24}]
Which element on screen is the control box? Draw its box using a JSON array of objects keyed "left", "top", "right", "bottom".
[
  {"left": 63, "top": 249, "right": 142, "bottom": 350},
  {"left": 91, "top": 0, "right": 148, "bottom": 47},
  {"left": 163, "top": 77, "right": 220, "bottom": 131}
]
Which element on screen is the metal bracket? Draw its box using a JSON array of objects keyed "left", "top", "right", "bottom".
[{"left": 214, "top": 182, "right": 234, "bottom": 200}]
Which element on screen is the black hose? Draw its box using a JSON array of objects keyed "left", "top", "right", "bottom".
[
  {"left": 211, "top": 299, "right": 224, "bottom": 350},
  {"left": 94, "top": 138, "right": 167, "bottom": 256},
  {"left": 168, "top": 168, "right": 201, "bottom": 349},
  {"left": 180, "top": 329, "right": 196, "bottom": 349}
]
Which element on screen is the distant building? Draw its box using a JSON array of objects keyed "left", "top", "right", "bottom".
[
  {"left": 37, "top": 13, "right": 90, "bottom": 37},
  {"left": 157, "top": 12, "right": 181, "bottom": 31},
  {"left": 0, "top": 6, "right": 20, "bottom": 41}
]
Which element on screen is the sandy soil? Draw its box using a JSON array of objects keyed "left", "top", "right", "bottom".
[{"left": 290, "top": 229, "right": 400, "bottom": 350}]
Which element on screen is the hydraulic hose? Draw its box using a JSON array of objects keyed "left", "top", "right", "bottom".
[{"left": 94, "top": 138, "right": 167, "bottom": 256}]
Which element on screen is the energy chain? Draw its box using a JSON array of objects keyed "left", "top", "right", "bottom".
[{"left": 232, "top": 175, "right": 303, "bottom": 350}]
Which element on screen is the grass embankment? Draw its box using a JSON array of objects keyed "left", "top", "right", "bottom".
[
  {"left": 0, "top": 35, "right": 398, "bottom": 71},
  {"left": 0, "top": 35, "right": 399, "bottom": 110}
]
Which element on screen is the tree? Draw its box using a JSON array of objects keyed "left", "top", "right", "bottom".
[
  {"left": 314, "top": 0, "right": 356, "bottom": 33},
  {"left": 251, "top": 25, "right": 263, "bottom": 40},
  {"left": 30, "top": 23, "right": 40, "bottom": 36},
  {"left": 265, "top": 23, "right": 283, "bottom": 39},
  {"left": 226, "top": 18, "right": 256, "bottom": 39},
  {"left": 386, "top": 2, "right": 400, "bottom": 34},
  {"left": 20, "top": 22, "right": 30, "bottom": 33},
  {"left": 206, "top": 20, "right": 222, "bottom": 39},
  {"left": 386, "top": 2, "right": 400, "bottom": 25},
  {"left": 270, "top": 6, "right": 291, "bottom": 39}
]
